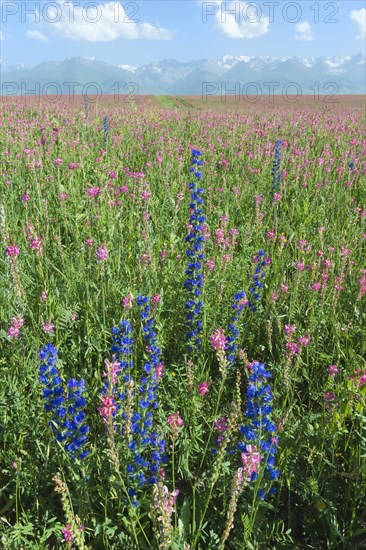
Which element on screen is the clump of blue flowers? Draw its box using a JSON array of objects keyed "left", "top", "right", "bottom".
[
  {"left": 239, "top": 361, "right": 278, "bottom": 498},
  {"left": 109, "top": 319, "right": 134, "bottom": 410},
  {"left": 103, "top": 116, "right": 109, "bottom": 140},
  {"left": 39, "top": 343, "right": 89, "bottom": 460},
  {"left": 184, "top": 149, "right": 205, "bottom": 353},
  {"left": 248, "top": 250, "right": 268, "bottom": 313},
  {"left": 118, "top": 296, "right": 166, "bottom": 506},
  {"left": 271, "top": 139, "right": 282, "bottom": 198}
]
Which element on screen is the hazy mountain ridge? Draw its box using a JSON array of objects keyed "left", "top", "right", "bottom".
[{"left": 1, "top": 53, "right": 365, "bottom": 95}]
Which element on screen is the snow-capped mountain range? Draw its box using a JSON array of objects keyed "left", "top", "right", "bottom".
[{"left": 1, "top": 53, "right": 365, "bottom": 94}]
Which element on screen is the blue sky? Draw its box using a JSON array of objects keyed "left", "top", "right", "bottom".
[{"left": 1, "top": 1, "right": 365, "bottom": 67}]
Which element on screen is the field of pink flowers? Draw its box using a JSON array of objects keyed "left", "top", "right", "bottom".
[{"left": 0, "top": 97, "right": 365, "bottom": 549}]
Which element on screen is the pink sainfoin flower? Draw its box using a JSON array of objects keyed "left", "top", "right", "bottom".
[
  {"left": 297, "top": 334, "right": 311, "bottom": 347},
  {"left": 167, "top": 413, "right": 184, "bottom": 440},
  {"left": 285, "top": 342, "right": 299, "bottom": 357},
  {"left": 7, "top": 317, "right": 24, "bottom": 339},
  {"left": 99, "top": 396, "right": 117, "bottom": 420},
  {"left": 85, "top": 237, "right": 94, "bottom": 247},
  {"left": 25, "top": 224, "right": 42, "bottom": 255},
  {"left": 6, "top": 245, "right": 20, "bottom": 256},
  {"left": 311, "top": 282, "right": 322, "bottom": 291},
  {"left": 96, "top": 244, "right": 108, "bottom": 262},
  {"left": 42, "top": 322, "right": 55, "bottom": 333},
  {"left": 328, "top": 364, "right": 338, "bottom": 377},
  {"left": 197, "top": 382, "right": 209, "bottom": 396},
  {"left": 214, "top": 417, "right": 228, "bottom": 442},
  {"left": 167, "top": 413, "right": 184, "bottom": 429},
  {"left": 87, "top": 186, "right": 101, "bottom": 198},
  {"left": 102, "top": 358, "right": 121, "bottom": 385},
  {"left": 156, "top": 363, "right": 164, "bottom": 378},
  {"left": 40, "top": 291, "right": 47, "bottom": 302},
  {"left": 210, "top": 328, "right": 227, "bottom": 350},
  {"left": 240, "top": 445, "right": 261, "bottom": 481},
  {"left": 325, "top": 391, "right": 336, "bottom": 401},
  {"left": 54, "top": 158, "right": 63, "bottom": 166},
  {"left": 152, "top": 294, "right": 161, "bottom": 305},
  {"left": 61, "top": 523, "right": 74, "bottom": 543},
  {"left": 284, "top": 324, "right": 296, "bottom": 337},
  {"left": 206, "top": 258, "right": 215, "bottom": 271},
  {"left": 122, "top": 293, "right": 133, "bottom": 309},
  {"left": 30, "top": 237, "right": 43, "bottom": 254},
  {"left": 273, "top": 192, "right": 282, "bottom": 202},
  {"left": 296, "top": 260, "right": 306, "bottom": 271},
  {"left": 358, "top": 271, "right": 366, "bottom": 299}
]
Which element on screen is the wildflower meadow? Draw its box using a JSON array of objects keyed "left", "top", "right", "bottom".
[{"left": 0, "top": 96, "right": 365, "bottom": 549}]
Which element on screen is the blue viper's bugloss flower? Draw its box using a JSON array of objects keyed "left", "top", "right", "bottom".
[
  {"left": 184, "top": 149, "right": 206, "bottom": 353},
  {"left": 110, "top": 319, "right": 134, "bottom": 402},
  {"left": 103, "top": 116, "right": 109, "bottom": 138},
  {"left": 39, "top": 343, "right": 65, "bottom": 416},
  {"left": 238, "top": 361, "right": 279, "bottom": 497},
  {"left": 63, "top": 378, "right": 90, "bottom": 460},
  {"left": 248, "top": 250, "right": 268, "bottom": 313},
  {"left": 123, "top": 297, "right": 166, "bottom": 506},
  {"left": 271, "top": 139, "right": 282, "bottom": 197},
  {"left": 39, "top": 344, "right": 90, "bottom": 460}
]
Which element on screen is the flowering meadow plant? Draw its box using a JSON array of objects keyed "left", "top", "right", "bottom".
[{"left": 0, "top": 99, "right": 365, "bottom": 549}]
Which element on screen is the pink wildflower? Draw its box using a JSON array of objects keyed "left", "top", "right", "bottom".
[
  {"left": 210, "top": 328, "right": 226, "bottom": 351},
  {"left": 7, "top": 317, "right": 24, "bottom": 339},
  {"left": 297, "top": 334, "right": 310, "bottom": 347},
  {"left": 61, "top": 524, "right": 74, "bottom": 543},
  {"left": 284, "top": 324, "right": 296, "bottom": 337},
  {"left": 87, "top": 186, "right": 101, "bottom": 198},
  {"left": 167, "top": 413, "right": 184, "bottom": 429},
  {"left": 99, "top": 396, "right": 117, "bottom": 420},
  {"left": 156, "top": 363, "right": 165, "bottom": 378},
  {"left": 42, "top": 322, "right": 55, "bottom": 333},
  {"left": 328, "top": 364, "right": 338, "bottom": 377},
  {"left": 122, "top": 293, "right": 133, "bottom": 309},
  {"left": 241, "top": 445, "right": 261, "bottom": 480},
  {"left": 5, "top": 245, "right": 20, "bottom": 256},
  {"left": 311, "top": 282, "right": 322, "bottom": 291},
  {"left": 102, "top": 359, "right": 121, "bottom": 385},
  {"left": 197, "top": 382, "right": 209, "bottom": 396},
  {"left": 96, "top": 245, "right": 108, "bottom": 262}
]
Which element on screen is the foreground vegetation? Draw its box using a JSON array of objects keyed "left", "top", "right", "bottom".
[{"left": 0, "top": 98, "right": 365, "bottom": 549}]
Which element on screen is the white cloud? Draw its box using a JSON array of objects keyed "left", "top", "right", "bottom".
[
  {"left": 38, "top": 1, "right": 172, "bottom": 42},
  {"left": 295, "top": 21, "right": 314, "bottom": 41},
  {"left": 26, "top": 30, "right": 49, "bottom": 42},
  {"left": 0, "top": 31, "right": 4, "bottom": 41},
  {"left": 350, "top": 8, "right": 366, "bottom": 39},
  {"left": 214, "top": 1, "right": 270, "bottom": 39}
]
